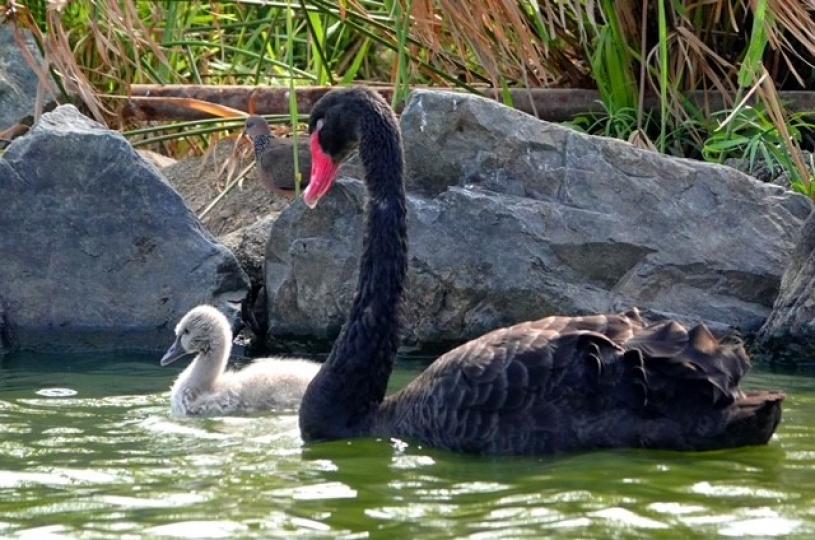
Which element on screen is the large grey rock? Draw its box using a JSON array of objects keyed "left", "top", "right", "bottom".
[
  {"left": 265, "top": 90, "right": 812, "bottom": 347},
  {"left": 756, "top": 212, "right": 815, "bottom": 364},
  {"left": 0, "top": 295, "right": 10, "bottom": 356},
  {"left": 0, "top": 26, "right": 49, "bottom": 130},
  {"left": 0, "top": 105, "right": 249, "bottom": 353}
]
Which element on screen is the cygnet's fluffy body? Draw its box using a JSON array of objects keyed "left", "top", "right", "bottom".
[{"left": 161, "top": 305, "right": 319, "bottom": 416}]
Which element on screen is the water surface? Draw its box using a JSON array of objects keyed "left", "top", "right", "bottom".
[{"left": 1, "top": 353, "right": 813, "bottom": 538}]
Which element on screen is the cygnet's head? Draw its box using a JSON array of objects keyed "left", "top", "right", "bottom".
[{"left": 160, "top": 305, "right": 232, "bottom": 366}]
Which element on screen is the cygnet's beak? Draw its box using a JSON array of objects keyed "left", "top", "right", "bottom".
[{"left": 160, "top": 335, "right": 195, "bottom": 366}]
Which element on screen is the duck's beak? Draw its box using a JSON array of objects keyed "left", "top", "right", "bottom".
[{"left": 160, "top": 336, "right": 194, "bottom": 366}]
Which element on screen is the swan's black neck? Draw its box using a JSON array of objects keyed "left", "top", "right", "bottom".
[{"left": 300, "top": 95, "right": 407, "bottom": 441}]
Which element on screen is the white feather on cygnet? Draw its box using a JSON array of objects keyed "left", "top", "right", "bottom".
[{"left": 160, "top": 305, "right": 319, "bottom": 416}]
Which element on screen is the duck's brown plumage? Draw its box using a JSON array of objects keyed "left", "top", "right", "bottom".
[{"left": 244, "top": 116, "right": 310, "bottom": 198}]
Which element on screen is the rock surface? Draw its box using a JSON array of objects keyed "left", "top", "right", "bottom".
[
  {"left": 162, "top": 137, "right": 309, "bottom": 237},
  {"left": 221, "top": 216, "right": 276, "bottom": 288},
  {"left": 756, "top": 212, "right": 815, "bottom": 364},
  {"left": 265, "top": 90, "right": 812, "bottom": 347},
  {"left": 0, "top": 295, "right": 10, "bottom": 356},
  {"left": 0, "top": 26, "right": 49, "bottom": 130},
  {"left": 221, "top": 216, "right": 278, "bottom": 351},
  {"left": 0, "top": 105, "right": 249, "bottom": 353}
]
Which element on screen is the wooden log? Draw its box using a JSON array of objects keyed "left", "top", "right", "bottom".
[{"left": 123, "top": 85, "right": 815, "bottom": 123}]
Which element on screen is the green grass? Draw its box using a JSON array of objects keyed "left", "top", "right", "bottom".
[{"left": 3, "top": 0, "right": 814, "bottom": 197}]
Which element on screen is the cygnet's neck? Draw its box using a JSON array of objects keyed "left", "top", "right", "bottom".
[{"left": 182, "top": 331, "right": 231, "bottom": 390}]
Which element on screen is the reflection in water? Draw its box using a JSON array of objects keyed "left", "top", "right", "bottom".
[{"left": 0, "top": 354, "right": 813, "bottom": 538}]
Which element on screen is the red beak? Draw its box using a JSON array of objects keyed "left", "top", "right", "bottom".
[{"left": 303, "top": 130, "right": 339, "bottom": 209}]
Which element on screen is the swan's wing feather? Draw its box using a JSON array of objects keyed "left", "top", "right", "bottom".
[
  {"left": 385, "top": 325, "right": 627, "bottom": 453},
  {"left": 524, "top": 311, "right": 644, "bottom": 346},
  {"left": 383, "top": 312, "right": 759, "bottom": 453},
  {"left": 630, "top": 322, "right": 751, "bottom": 408}
]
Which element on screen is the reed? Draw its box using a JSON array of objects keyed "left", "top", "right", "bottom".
[{"left": 3, "top": 0, "right": 813, "bottom": 196}]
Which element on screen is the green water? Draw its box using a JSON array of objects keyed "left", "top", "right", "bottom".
[{"left": 1, "top": 353, "right": 813, "bottom": 539}]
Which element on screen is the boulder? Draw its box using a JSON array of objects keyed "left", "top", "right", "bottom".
[
  {"left": 0, "top": 26, "right": 50, "bottom": 130},
  {"left": 264, "top": 90, "right": 812, "bottom": 347},
  {"left": 0, "top": 105, "right": 249, "bottom": 353},
  {"left": 220, "top": 215, "right": 276, "bottom": 288},
  {"left": 756, "top": 212, "right": 815, "bottom": 364},
  {"left": 0, "top": 295, "right": 10, "bottom": 356}
]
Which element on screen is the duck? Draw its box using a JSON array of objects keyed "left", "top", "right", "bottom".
[
  {"left": 296, "top": 86, "right": 784, "bottom": 455},
  {"left": 243, "top": 115, "right": 310, "bottom": 198},
  {"left": 160, "top": 305, "right": 319, "bottom": 416}
]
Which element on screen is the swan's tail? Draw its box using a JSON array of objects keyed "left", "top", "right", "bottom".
[
  {"left": 702, "top": 390, "right": 785, "bottom": 450},
  {"left": 622, "top": 319, "right": 785, "bottom": 450}
]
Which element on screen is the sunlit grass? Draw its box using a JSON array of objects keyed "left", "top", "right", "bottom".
[{"left": 2, "top": 0, "right": 813, "bottom": 196}]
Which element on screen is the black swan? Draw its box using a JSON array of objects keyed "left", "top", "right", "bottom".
[
  {"left": 244, "top": 116, "right": 310, "bottom": 198},
  {"left": 298, "top": 87, "right": 784, "bottom": 455},
  {"left": 161, "top": 305, "right": 319, "bottom": 416}
]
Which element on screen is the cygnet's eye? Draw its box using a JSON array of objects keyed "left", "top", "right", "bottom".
[{"left": 183, "top": 328, "right": 190, "bottom": 335}]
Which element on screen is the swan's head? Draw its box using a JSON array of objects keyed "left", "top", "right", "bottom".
[
  {"left": 305, "top": 87, "right": 392, "bottom": 208},
  {"left": 160, "top": 305, "right": 231, "bottom": 366},
  {"left": 244, "top": 115, "right": 270, "bottom": 140}
]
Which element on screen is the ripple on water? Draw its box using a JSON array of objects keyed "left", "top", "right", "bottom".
[
  {"left": 719, "top": 516, "right": 802, "bottom": 537},
  {"left": 138, "top": 416, "right": 231, "bottom": 440},
  {"left": 647, "top": 502, "right": 707, "bottom": 515},
  {"left": 97, "top": 493, "right": 210, "bottom": 509},
  {"left": 588, "top": 507, "right": 668, "bottom": 530},
  {"left": 288, "top": 516, "right": 332, "bottom": 532},
  {"left": 0, "top": 423, "right": 31, "bottom": 434},
  {"left": 144, "top": 521, "right": 248, "bottom": 539},
  {"left": 0, "top": 471, "right": 73, "bottom": 489},
  {"left": 13, "top": 524, "right": 72, "bottom": 539},
  {"left": 269, "top": 481, "right": 358, "bottom": 501},
  {"left": 476, "top": 506, "right": 564, "bottom": 529},
  {"left": 414, "top": 481, "right": 510, "bottom": 501},
  {"left": 40, "top": 427, "right": 84, "bottom": 435},
  {"left": 365, "top": 503, "right": 460, "bottom": 522},
  {"left": 689, "top": 481, "right": 790, "bottom": 500},
  {"left": 678, "top": 506, "right": 804, "bottom": 536},
  {"left": 390, "top": 454, "right": 436, "bottom": 469},
  {"left": 0, "top": 467, "right": 124, "bottom": 490},
  {"left": 0, "top": 365, "right": 813, "bottom": 538},
  {"left": 35, "top": 388, "right": 78, "bottom": 397}
]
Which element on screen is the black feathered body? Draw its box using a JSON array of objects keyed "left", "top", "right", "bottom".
[
  {"left": 298, "top": 86, "right": 784, "bottom": 455},
  {"left": 374, "top": 311, "right": 783, "bottom": 454}
]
